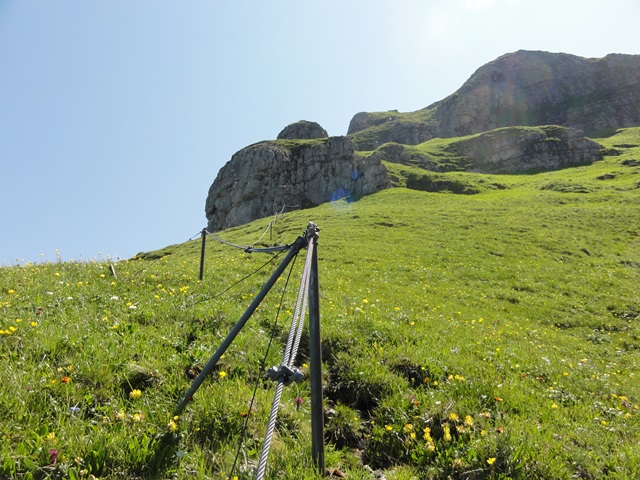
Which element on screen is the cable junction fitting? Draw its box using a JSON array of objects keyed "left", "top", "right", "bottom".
[{"left": 266, "top": 364, "right": 304, "bottom": 386}]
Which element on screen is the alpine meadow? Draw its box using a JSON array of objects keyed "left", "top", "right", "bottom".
[{"left": 2, "top": 126, "right": 640, "bottom": 479}]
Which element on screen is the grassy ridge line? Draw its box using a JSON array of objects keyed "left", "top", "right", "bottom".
[{"left": 0, "top": 129, "right": 639, "bottom": 479}]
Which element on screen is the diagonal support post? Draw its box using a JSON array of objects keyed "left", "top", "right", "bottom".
[{"left": 174, "top": 233, "right": 307, "bottom": 415}]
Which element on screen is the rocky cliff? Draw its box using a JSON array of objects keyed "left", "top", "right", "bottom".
[
  {"left": 367, "top": 126, "right": 602, "bottom": 174},
  {"left": 349, "top": 51, "right": 640, "bottom": 150},
  {"left": 456, "top": 126, "right": 603, "bottom": 173},
  {"left": 205, "top": 50, "right": 636, "bottom": 230},
  {"left": 205, "top": 135, "right": 389, "bottom": 231}
]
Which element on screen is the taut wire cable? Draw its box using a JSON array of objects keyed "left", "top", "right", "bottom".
[
  {"left": 253, "top": 240, "right": 314, "bottom": 480},
  {"left": 180, "top": 250, "right": 286, "bottom": 309},
  {"left": 228, "top": 251, "right": 299, "bottom": 480}
]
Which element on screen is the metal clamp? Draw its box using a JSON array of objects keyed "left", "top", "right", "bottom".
[
  {"left": 267, "top": 365, "right": 305, "bottom": 386},
  {"left": 305, "top": 222, "right": 320, "bottom": 243}
]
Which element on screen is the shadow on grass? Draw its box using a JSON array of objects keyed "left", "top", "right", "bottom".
[{"left": 142, "top": 432, "right": 181, "bottom": 479}]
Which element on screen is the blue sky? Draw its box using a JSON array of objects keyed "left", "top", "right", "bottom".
[{"left": 2, "top": 0, "right": 639, "bottom": 264}]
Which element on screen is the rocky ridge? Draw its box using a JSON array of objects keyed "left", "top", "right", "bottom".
[
  {"left": 369, "top": 126, "right": 603, "bottom": 174},
  {"left": 205, "top": 50, "right": 637, "bottom": 230},
  {"left": 205, "top": 136, "right": 389, "bottom": 231},
  {"left": 349, "top": 50, "right": 640, "bottom": 150}
]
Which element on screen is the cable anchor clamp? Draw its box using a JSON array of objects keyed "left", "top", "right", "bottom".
[
  {"left": 267, "top": 365, "right": 305, "bottom": 386},
  {"left": 304, "top": 222, "right": 320, "bottom": 243}
]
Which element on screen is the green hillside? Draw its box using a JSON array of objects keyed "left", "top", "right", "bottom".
[
  {"left": 348, "top": 107, "right": 438, "bottom": 150},
  {"left": 1, "top": 129, "right": 639, "bottom": 479}
]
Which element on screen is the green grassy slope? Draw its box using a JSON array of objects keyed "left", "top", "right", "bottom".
[
  {"left": 1, "top": 129, "right": 639, "bottom": 479},
  {"left": 347, "top": 107, "right": 438, "bottom": 150}
]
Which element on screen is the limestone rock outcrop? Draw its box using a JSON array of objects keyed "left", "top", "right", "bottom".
[
  {"left": 277, "top": 120, "right": 328, "bottom": 140},
  {"left": 435, "top": 51, "right": 640, "bottom": 137},
  {"left": 348, "top": 51, "right": 640, "bottom": 150},
  {"left": 456, "top": 126, "right": 603, "bottom": 173},
  {"left": 368, "top": 126, "right": 603, "bottom": 174},
  {"left": 204, "top": 51, "right": 636, "bottom": 230},
  {"left": 205, "top": 136, "right": 389, "bottom": 231}
]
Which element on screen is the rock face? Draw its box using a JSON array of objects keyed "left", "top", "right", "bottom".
[
  {"left": 348, "top": 51, "right": 640, "bottom": 149},
  {"left": 204, "top": 51, "right": 638, "bottom": 230},
  {"left": 456, "top": 126, "right": 603, "bottom": 173},
  {"left": 368, "top": 126, "right": 603, "bottom": 174},
  {"left": 348, "top": 111, "right": 437, "bottom": 147},
  {"left": 205, "top": 136, "right": 389, "bottom": 231},
  {"left": 435, "top": 51, "right": 640, "bottom": 137},
  {"left": 277, "top": 120, "right": 328, "bottom": 140}
]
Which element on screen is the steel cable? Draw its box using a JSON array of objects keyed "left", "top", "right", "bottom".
[
  {"left": 205, "top": 229, "right": 291, "bottom": 253},
  {"left": 228, "top": 252, "right": 299, "bottom": 480},
  {"left": 180, "top": 250, "right": 285, "bottom": 309},
  {"left": 254, "top": 243, "right": 314, "bottom": 480}
]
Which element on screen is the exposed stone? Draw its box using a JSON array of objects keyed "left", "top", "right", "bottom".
[
  {"left": 435, "top": 51, "right": 640, "bottom": 137},
  {"left": 368, "top": 126, "right": 602, "bottom": 174},
  {"left": 367, "top": 143, "right": 443, "bottom": 171},
  {"left": 455, "top": 126, "right": 603, "bottom": 174},
  {"left": 277, "top": 120, "right": 328, "bottom": 140},
  {"left": 204, "top": 51, "right": 637, "bottom": 229},
  {"left": 205, "top": 136, "right": 389, "bottom": 231},
  {"left": 348, "top": 50, "right": 640, "bottom": 149}
]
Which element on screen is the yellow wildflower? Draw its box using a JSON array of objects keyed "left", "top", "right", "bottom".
[
  {"left": 443, "top": 425, "right": 452, "bottom": 442},
  {"left": 129, "top": 389, "right": 142, "bottom": 399},
  {"left": 487, "top": 457, "right": 497, "bottom": 465}
]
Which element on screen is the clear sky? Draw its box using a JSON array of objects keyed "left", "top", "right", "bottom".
[{"left": 2, "top": 0, "right": 639, "bottom": 264}]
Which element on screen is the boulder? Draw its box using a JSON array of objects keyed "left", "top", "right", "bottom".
[{"left": 277, "top": 120, "right": 329, "bottom": 140}]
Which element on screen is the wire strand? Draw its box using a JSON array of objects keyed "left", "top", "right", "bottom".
[
  {"left": 180, "top": 250, "right": 286, "bottom": 309},
  {"left": 254, "top": 244, "right": 314, "bottom": 480},
  {"left": 205, "top": 230, "right": 290, "bottom": 254},
  {"left": 228, "top": 253, "right": 299, "bottom": 480}
]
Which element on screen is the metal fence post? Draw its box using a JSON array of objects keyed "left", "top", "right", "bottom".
[
  {"left": 307, "top": 231, "right": 324, "bottom": 475},
  {"left": 199, "top": 228, "right": 207, "bottom": 281}
]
